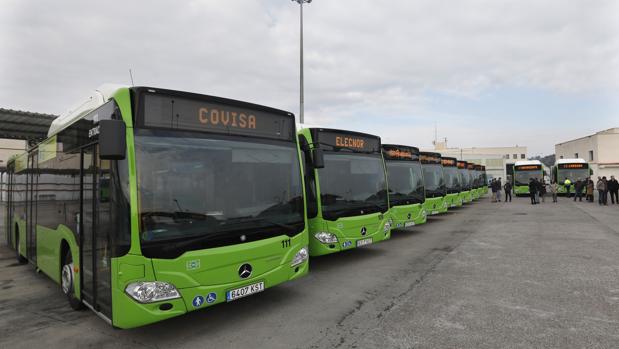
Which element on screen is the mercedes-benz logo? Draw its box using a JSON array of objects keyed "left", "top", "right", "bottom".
[
  {"left": 360, "top": 227, "right": 367, "bottom": 236},
  {"left": 238, "top": 263, "right": 252, "bottom": 279}
]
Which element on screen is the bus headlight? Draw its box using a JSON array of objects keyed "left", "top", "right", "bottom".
[
  {"left": 125, "top": 281, "right": 181, "bottom": 304},
  {"left": 314, "top": 232, "right": 338, "bottom": 244},
  {"left": 421, "top": 209, "right": 427, "bottom": 217},
  {"left": 383, "top": 221, "right": 391, "bottom": 233},
  {"left": 291, "top": 247, "right": 309, "bottom": 267}
]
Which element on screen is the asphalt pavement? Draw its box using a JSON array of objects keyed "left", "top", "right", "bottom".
[{"left": 1, "top": 196, "right": 618, "bottom": 348}]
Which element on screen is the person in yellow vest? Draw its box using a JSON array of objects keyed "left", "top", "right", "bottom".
[{"left": 564, "top": 178, "right": 572, "bottom": 197}]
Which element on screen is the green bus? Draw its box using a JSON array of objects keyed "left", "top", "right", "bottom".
[
  {"left": 481, "top": 165, "right": 489, "bottom": 195},
  {"left": 476, "top": 164, "right": 488, "bottom": 197},
  {"left": 420, "top": 152, "right": 448, "bottom": 215},
  {"left": 457, "top": 160, "right": 473, "bottom": 203},
  {"left": 552, "top": 159, "right": 592, "bottom": 195},
  {"left": 513, "top": 160, "right": 544, "bottom": 195},
  {"left": 382, "top": 144, "right": 427, "bottom": 229},
  {"left": 5, "top": 85, "right": 309, "bottom": 328},
  {"left": 297, "top": 127, "right": 391, "bottom": 256},
  {"left": 441, "top": 157, "right": 463, "bottom": 208},
  {"left": 467, "top": 162, "right": 480, "bottom": 200}
]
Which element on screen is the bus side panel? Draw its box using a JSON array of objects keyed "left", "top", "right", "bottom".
[{"left": 35, "top": 224, "right": 80, "bottom": 289}]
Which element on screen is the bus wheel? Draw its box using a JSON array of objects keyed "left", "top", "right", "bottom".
[
  {"left": 61, "top": 250, "right": 84, "bottom": 311},
  {"left": 15, "top": 232, "right": 27, "bottom": 264}
]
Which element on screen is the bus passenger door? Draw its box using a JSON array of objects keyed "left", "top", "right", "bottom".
[
  {"left": 26, "top": 152, "right": 38, "bottom": 262},
  {"left": 80, "top": 144, "right": 112, "bottom": 321}
]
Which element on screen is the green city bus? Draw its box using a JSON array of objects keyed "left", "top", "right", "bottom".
[
  {"left": 420, "top": 152, "right": 448, "bottom": 215},
  {"left": 5, "top": 85, "right": 309, "bottom": 328},
  {"left": 297, "top": 127, "right": 391, "bottom": 256},
  {"left": 382, "top": 144, "right": 427, "bottom": 230},
  {"left": 552, "top": 159, "right": 592, "bottom": 195},
  {"left": 441, "top": 157, "right": 463, "bottom": 208},
  {"left": 457, "top": 160, "right": 473, "bottom": 203},
  {"left": 475, "top": 164, "right": 487, "bottom": 197},
  {"left": 480, "top": 165, "right": 489, "bottom": 195},
  {"left": 513, "top": 160, "right": 544, "bottom": 196},
  {"left": 468, "top": 163, "right": 480, "bottom": 200}
]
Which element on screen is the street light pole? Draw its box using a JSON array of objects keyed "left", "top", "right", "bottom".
[{"left": 292, "top": 0, "right": 311, "bottom": 124}]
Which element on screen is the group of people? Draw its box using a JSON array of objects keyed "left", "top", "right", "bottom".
[
  {"left": 489, "top": 175, "right": 619, "bottom": 206},
  {"left": 490, "top": 177, "right": 510, "bottom": 202},
  {"left": 565, "top": 176, "right": 619, "bottom": 205}
]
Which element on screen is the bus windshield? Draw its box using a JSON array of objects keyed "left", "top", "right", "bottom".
[
  {"left": 135, "top": 130, "right": 304, "bottom": 255},
  {"left": 514, "top": 170, "right": 543, "bottom": 186},
  {"left": 558, "top": 168, "right": 589, "bottom": 182},
  {"left": 459, "top": 169, "right": 470, "bottom": 190},
  {"left": 422, "top": 164, "right": 445, "bottom": 196},
  {"left": 385, "top": 161, "right": 425, "bottom": 205},
  {"left": 318, "top": 152, "right": 388, "bottom": 219},
  {"left": 443, "top": 167, "right": 461, "bottom": 193}
]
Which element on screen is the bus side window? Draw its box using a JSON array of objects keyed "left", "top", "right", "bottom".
[{"left": 299, "top": 135, "right": 318, "bottom": 219}]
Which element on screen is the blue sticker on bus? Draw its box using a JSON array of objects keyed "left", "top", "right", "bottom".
[
  {"left": 206, "top": 292, "right": 217, "bottom": 304},
  {"left": 192, "top": 295, "right": 204, "bottom": 308},
  {"left": 342, "top": 241, "right": 352, "bottom": 248}
]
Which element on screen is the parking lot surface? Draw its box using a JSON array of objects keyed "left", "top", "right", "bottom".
[{"left": 1, "top": 197, "right": 618, "bottom": 348}]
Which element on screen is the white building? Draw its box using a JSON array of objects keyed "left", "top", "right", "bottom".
[
  {"left": 428, "top": 143, "right": 528, "bottom": 181},
  {"left": 555, "top": 128, "right": 619, "bottom": 179}
]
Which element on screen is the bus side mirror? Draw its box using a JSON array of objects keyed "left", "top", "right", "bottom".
[
  {"left": 312, "top": 148, "right": 324, "bottom": 169},
  {"left": 99, "top": 120, "right": 126, "bottom": 160}
]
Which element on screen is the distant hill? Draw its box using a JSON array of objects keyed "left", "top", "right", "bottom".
[{"left": 529, "top": 154, "right": 555, "bottom": 168}]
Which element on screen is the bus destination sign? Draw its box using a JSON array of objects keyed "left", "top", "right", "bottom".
[
  {"left": 558, "top": 163, "right": 587, "bottom": 169},
  {"left": 516, "top": 165, "right": 542, "bottom": 171},
  {"left": 457, "top": 161, "right": 467, "bottom": 169},
  {"left": 382, "top": 145, "right": 419, "bottom": 161},
  {"left": 467, "top": 163, "right": 475, "bottom": 170},
  {"left": 419, "top": 153, "right": 441, "bottom": 164},
  {"left": 441, "top": 158, "right": 457, "bottom": 167},
  {"left": 315, "top": 130, "right": 381, "bottom": 153},
  {"left": 141, "top": 94, "right": 295, "bottom": 141}
]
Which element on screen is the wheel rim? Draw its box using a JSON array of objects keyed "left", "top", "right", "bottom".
[{"left": 61, "top": 263, "right": 73, "bottom": 295}]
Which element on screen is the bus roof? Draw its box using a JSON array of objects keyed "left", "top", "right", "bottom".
[
  {"left": 48, "top": 84, "right": 127, "bottom": 138},
  {"left": 514, "top": 160, "right": 542, "bottom": 167},
  {"left": 555, "top": 158, "right": 586, "bottom": 165}
]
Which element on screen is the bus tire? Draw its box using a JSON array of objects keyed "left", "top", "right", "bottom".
[
  {"left": 15, "top": 230, "right": 27, "bottom": 264},
  {"left": 61, "top": 250, "right": 84, "bottom": 311}
]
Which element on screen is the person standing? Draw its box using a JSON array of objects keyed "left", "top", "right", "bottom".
[
  {"left": 602, "top": 176, "right": 609, "bottom": 205},
  {"left": 504, "top": 180, "right": 512, "bottom": 202},
  {"left": 490, "top": 179, "right": 497, "bottom": 202},
  {"left": 586, "top": 178, "right": 595, "bottom": 202},
  {"left": 550, "top": 181, "right": 558, "bottom": 203},
  {"left": 539, "top": 179, "right": 546, "bottom": 203},
  {"left": 564, "top": 178, "right": 572, "bottom": 197},
  {"left": 609, "top": 175, "right": 619, "bottom": 204},
  {"left": 574, "top": 178, "right": 584, "bottom": 202},
  {"left": 529, "top": 178, "right": 537, "bottom": 205},
  {"left": 497, "top": 178, "right": 502, "bottom": 202},
  {"left": 597, "top": 177, "right": 606, "bottom": 205}
]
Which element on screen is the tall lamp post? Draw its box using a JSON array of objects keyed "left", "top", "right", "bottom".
[{"left": 292, "top": 0, "right": 311, "bottom": 124}]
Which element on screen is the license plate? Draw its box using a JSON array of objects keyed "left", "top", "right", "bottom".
[
  {"left": 431, "top": 210, "right": 439, "bottom": 215},
  {"left": 356, "top": 238, "right": 373, "bottom": 247},
  {"left": 226, "top": 281, "right": 264, "bottom": 302},
  {"left": 404, "top": 221, "right": 415, "bottom": 227}
]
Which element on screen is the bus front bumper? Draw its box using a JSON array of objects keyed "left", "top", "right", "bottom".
[
  {"left": 389, "top": 203, "right": 427, "bottom": 230},
  {"left": 422, "top": 197, "right": 448, "bottom": 215},
  {"left": 308, "top": 213, "right": 392, "bottom": 257},
  {"left": 112, "top": 258, "right": 308, "bottom": 329},
  {"left": 444, "top": 193, "right": 463, "bottom": 208}
]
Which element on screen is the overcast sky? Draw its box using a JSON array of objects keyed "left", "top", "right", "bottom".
[{"left": 1, "top": 0, "right": 618, "bottom": 156}]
